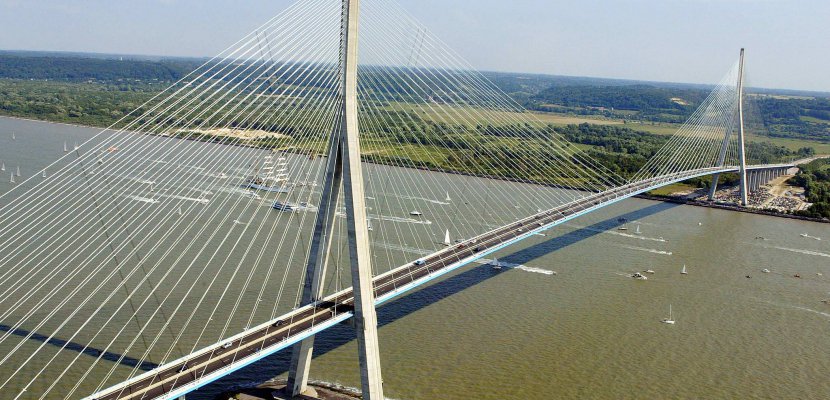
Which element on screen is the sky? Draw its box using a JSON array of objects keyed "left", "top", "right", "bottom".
[{"left": 0, "top": 0, "right": 828, "bottom": 92}]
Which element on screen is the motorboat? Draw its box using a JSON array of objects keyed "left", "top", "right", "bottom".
[
  {"left": 490, "top": 258, "right": 502, "bottom": 270},
  {"left": 632, "top": 272, "right": 648, "bottom": 280},
  {"left": 409, "top": 210, "right": 422, "bottom": 216},
  {"left": 762, "top": 268, "right": 770, "bottom": 273},
  {"left": 645, "top": 269, "right": 655, "bottom": 274}
]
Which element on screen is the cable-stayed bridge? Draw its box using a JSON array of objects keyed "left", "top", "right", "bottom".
[{"left": 0, "top": 0, "right": 794, "bottom": 399}]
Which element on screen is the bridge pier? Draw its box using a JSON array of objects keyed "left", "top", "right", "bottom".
[
  {"left": 736, "top": 49, "right": 749, "bottom": 206},
  {"left": 286, "top": 1, "right": 385, "bottom": 399}
]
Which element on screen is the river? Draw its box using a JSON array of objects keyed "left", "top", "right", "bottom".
[{"left": 0, "top": 117, "right": 828, "bottom": 400}]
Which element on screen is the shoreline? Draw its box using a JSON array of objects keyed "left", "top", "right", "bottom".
[
  {"left": 636, "top": 193, "right": 830, "bottom": 224},
  {"left": 3, "top": 114, "right": 827, "bottom": 224}
]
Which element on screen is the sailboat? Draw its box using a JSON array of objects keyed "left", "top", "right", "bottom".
[
  {"left": 1, "top": 161, "right": 4, "bottom": 171},
  {"left": 635, "top": 224, "right": 641, "bottom": 234},
  {"left": 15, "top": 166, "right": 21, "bottom": 177},
  {"left": 243, "top": 155, "right": 290, "bottom": 193},
  {"left": 661, "top": 304, "right": 676, "bottom": 324},
  {"left": 443, "top": 229, "right": 451, "bottom": 246},
  {"left": 63, "top": 141, "right": 68, "bottom": 152},
  {"left": 10, "top": 172, "right": 15, "bottom": 184},
  {"left": 681, "top": 264, "right": 688, "bottom": 275},
  {"left": 11, "top": 132, "right": 15, "bottom": 140},
  {"left": 367, "top": 218, "right": 374, "bottom": 231},
  {"left": 74, "top": 141, "right": 79, "bottom": 151},
  {"left": 41, "top": 170, "right": 46, "bottom": 178},
  {"left": 445, "top": 191, "right": 451, "bottom": 202}
]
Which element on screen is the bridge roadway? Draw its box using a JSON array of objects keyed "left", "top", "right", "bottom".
[{"left": 90, "top": 164, "right": 791, "bottom": 400}]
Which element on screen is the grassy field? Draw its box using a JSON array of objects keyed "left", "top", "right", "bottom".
[{"left": 648, "top": 183, "right": 698, "bottom": 196}]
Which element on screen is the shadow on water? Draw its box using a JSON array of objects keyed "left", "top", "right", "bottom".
[
  {"left": 0, "top": 324, "right": 159, "bottom": 372},
  {"left": 191, "top": 201, "right": 678, "bottom": 399}
]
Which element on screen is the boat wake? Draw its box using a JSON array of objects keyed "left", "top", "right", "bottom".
[
  {"left": 613, "top": 243, "right": 673, "bottom": 255},
  {"left": 370, "top": 242, "right": 433, "bottom": 256},
  {"left": 156, "top": 194, "right": 209, "bottom": 204},
  {"left": 123, "top": 195, "right": 159, "bottom": 204},
  {"left": 565, "top": 224, "right": 666, "bottom": 242},
  {"left": 396, "top": 194, "right": 450, "bottom": 205},
  {"left": 357, "top": 214, "right": 433, "bottom": 225},
  {"left": 792, "top": 305, "right": 830, "bottom": 319},
  {"left": 769, "top": 245, "right": 830, "bottom": 259},
  {"left": 474, "top": 259, "right": 556, "bottom": 275}
]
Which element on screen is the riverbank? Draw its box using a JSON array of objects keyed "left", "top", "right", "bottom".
[
  {"left": 636, "top": 193, "right": 830, "bottom": 224},
  {"left": 216, "top": 379, "right": 361, "bottom": 400}
]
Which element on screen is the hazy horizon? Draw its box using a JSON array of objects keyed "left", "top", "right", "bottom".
[{"left": 1, "top": 0, "right": 828, "bottom": 92}]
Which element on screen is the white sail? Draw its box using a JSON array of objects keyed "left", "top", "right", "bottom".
[
  {"left": 443, "top": 229, "right": 451, "bottom": 246},
  {"left": 445, "top": 191, "right": 451, "bottom": 202},
  {"left": 15, "top": 166, "right": 21, "bottom": 177},
  {"left": 681, "top": 264, "right": 687, "bottom": 274},
  {"left": 64, "top": 141, "right": 68, "bottom": 152},
  {"left": 662, "top": 304, "right": 676, "bottom": 324},
  {"left": 10, "top": 172, "right": 15, "bottom": 184},
  {"left": 1, "top": 161, "right": 4, "bottom": 171}
]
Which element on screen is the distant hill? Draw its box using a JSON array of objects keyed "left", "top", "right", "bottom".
[{"left": 0, "top": 51, "right": 203, "bottom": 82}]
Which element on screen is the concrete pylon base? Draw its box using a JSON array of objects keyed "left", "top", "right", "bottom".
[{"left": 270, "top": 386, "right": 320, "bottom": 400}]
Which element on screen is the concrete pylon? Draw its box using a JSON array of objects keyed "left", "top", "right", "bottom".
[
  {"left": 736, "top": 49, "right": 749, "bottom": 206},
  {"left": 286, "top": 1, "right": 385, "bottom": 399}
]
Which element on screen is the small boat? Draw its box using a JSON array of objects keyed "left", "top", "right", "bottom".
[
  {"left": 367, "top": 218, "right": 373, "bottom": 231},
  {"left": 681, "top": 265, "right": 688, "bottom": 275},
  {"left": 618, "top": 226, "right": 628, "bottom": 231},
  {"left": 635, "top": 224, "right": 641, "bottom": 234},
  {"left": 645, "top": 269, "right": 655, "bottom": 274},
  {"left": 409, "top": 210, "right": 422, "bottom": 216},
  {"left": 272, "top": 201, "right": 313, "bottom": 213},
  {"left": 9, "top": 172, "right": 15, "bottom": 184},
  {"left": 632, "top": 272, "right": 648, "bottom": 280},
  {"left": 443, "top": 229, "right": 451, "bottom": 246},
  {"left": 41, "top": 170, "right": 46, "bottom": 178},
  {"left": 821, "top": 299, "right": 829, "bottom": 304},
  {"left": 762, "top": 268, "right": 770, "bottom": 273},
  {"left": 272, "top": 201, "right": 296, "bottom": 212},
  {"left": 15, "top": 166, "right": 21, "bottom": 177},
  {"left": 661, "top": 304, "right": 676, "bottom": 324},
  {"left": 11, "top": 132, "right": 15, "bottom": 140},
  {"left": 445, "top": 191, "right": 451, "bottom": 202},
  {"left": 490, "top": 258, "right": 502, "bottom": 270},
  {"left": 74, "top": 141, "right": 79, "bottom": 150},
  {"left": 794, "top": 274, "right": 801, "bottom": 278},
  {"left": 63, "top": 141, "right": 68, "bottom": 152},
  {"left": 107, "top": 146, "right": 119, "bottom": 152},
  {"left": 1, "top": 161, "right": 5, "bottom": 171},
  {"left": 698, "top": 222, "right": 702, "bottom": 226}
]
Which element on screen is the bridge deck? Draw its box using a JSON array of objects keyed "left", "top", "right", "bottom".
[{"left": 89, "top": 165, "right": 791, "bottom": 400}]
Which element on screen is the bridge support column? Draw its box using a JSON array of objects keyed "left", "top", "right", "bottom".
[
  {"left": 736, "top": 48, "right": 749, "bottom": 206},
  {"left": 709, "top": 52, "right": 740, "bottom": 202},
  {"left": 286, "top": 1, "right": 384, "bottom": 399}
]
